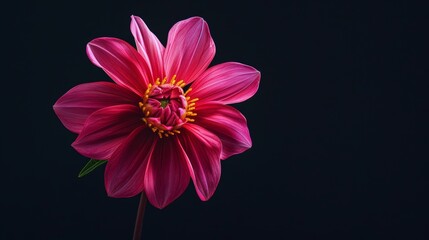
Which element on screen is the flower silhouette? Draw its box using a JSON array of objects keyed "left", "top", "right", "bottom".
[{"left": 54, "top": 15, "right": 260, "bottom": 209}]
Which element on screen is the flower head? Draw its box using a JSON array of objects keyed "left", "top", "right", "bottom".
[{"left": 53, "top": 16, "right": 260, "bottom": 209}]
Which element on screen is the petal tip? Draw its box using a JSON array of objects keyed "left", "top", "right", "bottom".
[
  {"left": 70, "top": 139, "right": 81, "bottom": 152},
  {"left": 152, "top": 201, "right": 168, "bottom": 209},
  {"left": 52, "top": 103, "right": 58, "bottom": 111},
  {"left": 196, "top": 188, "right": 216, "bottom": 202},
  {"left": 189, "top": 16, "right": 205, "bottom": 22},
  {"left": 104, "top": 177, "right": 140, "bottom": 199},
  {"left": 130, "top": 15, "right": 141, "bottom": 22},
  {"left": 245, "top": 139, "right": 253, "bottom": 149}
]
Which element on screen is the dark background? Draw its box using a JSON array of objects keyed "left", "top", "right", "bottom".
[{"left": 2, "top": 0, "right": 428, "bottom": 239}]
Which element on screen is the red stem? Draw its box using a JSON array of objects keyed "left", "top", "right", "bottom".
[{"left": 132, "top": 192, "right": 147, "bottom": 240}]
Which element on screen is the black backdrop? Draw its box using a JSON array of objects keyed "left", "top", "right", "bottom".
[{"left": 2, "top": 1, "right": 429, "bottom": 239}]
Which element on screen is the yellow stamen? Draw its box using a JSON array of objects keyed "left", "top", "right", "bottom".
[
  {"left": 189, "top": 98, "right": 199, "bottom": 103},
  {"left": 176, "top": 80, "right": 184, "bottom": 86},
  {"left": 145, "top": 85, "right": 152, "bottom": 95},
  {"left": 158, "top": 132, "right": 163, "bottom": 138},
  {"left": 186, "top": 118, "right": 195, "bottom": 122},
  {"left": 170, "top": 75, "right": 177, "bottom": 84}
]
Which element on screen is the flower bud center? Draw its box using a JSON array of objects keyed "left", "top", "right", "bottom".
[
  {"left": 160, "top": 98, "right": 170, "bottom": 108},
  {"left": 138, "top": 76, "right": 198, "bottom": 138}
]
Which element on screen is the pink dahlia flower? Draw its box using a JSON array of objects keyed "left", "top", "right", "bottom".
[{"left": 53, "top": 15, "right": 260, "bottom": 209}]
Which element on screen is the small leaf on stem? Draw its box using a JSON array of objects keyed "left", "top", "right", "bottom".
[{"left": 78, "top": 159, "right": 107, "bottom": 178}]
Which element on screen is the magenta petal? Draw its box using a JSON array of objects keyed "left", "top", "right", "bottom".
[
  {"left": 105, "top": 127, "right": 155, "bottom": 198},
  {"left": 197, "top": 103, "right": 252, "bottom": 160},
  {"left": 178, "top": 124, "right": 222, "bottom": 201},
  {"left": 53, "top": 82, "right": 139, "bottom": 134},
  {"left": 72, "top": 104, "right": 142, "bottom": 160},
  {"left": 130, "top": 15, "right": 165, "bottom": 79},
  {"left": 86, "top": 37, "right": 152, "bottom": 95},
  {"left": 191, "top": 62, "right": 260, "bottom": 104},
  {"left": 144, "top": 136, "right": 190, "bottom": 209},
  {"left": 164, "top": 17, "right": 215, "bottom": 84}
]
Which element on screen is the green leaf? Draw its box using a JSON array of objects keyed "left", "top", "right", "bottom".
[{"left": 78, "top": 159, "right": 107, "bottom": 178}]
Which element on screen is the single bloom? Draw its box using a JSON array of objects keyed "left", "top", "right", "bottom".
[{"left": 53, "top": 15, "right": 260, "bottom": 209}]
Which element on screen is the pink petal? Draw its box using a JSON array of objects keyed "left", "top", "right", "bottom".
[
  {"left": 130, "top": 15, "right": 165, "bottom": 79},
  {"left": 178, "top": 124, "right": 222, "bottom": 201},
  {"left": 144, "top": 136, "right": 190, "bottom": 209},
  {"left": 53, "top": 82, "right": 139, "bottom": 134},
  {"left": 196, "top": 103, "right": 252, "bottom": 160},
  {"left": 105, "top": 127, "right": 154, "bottom": 198},
  {"left": 164, "top": 17, "right": 215, "bottom": 84},
  {"left": 86, "top": 37, "right": 152, "bottom": 95},
  {"left": 72, "top": 104, "right": 142, "bottom": 160},
  {"left": 190, "top": 62, "right": 260, "bottom": 104}
]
